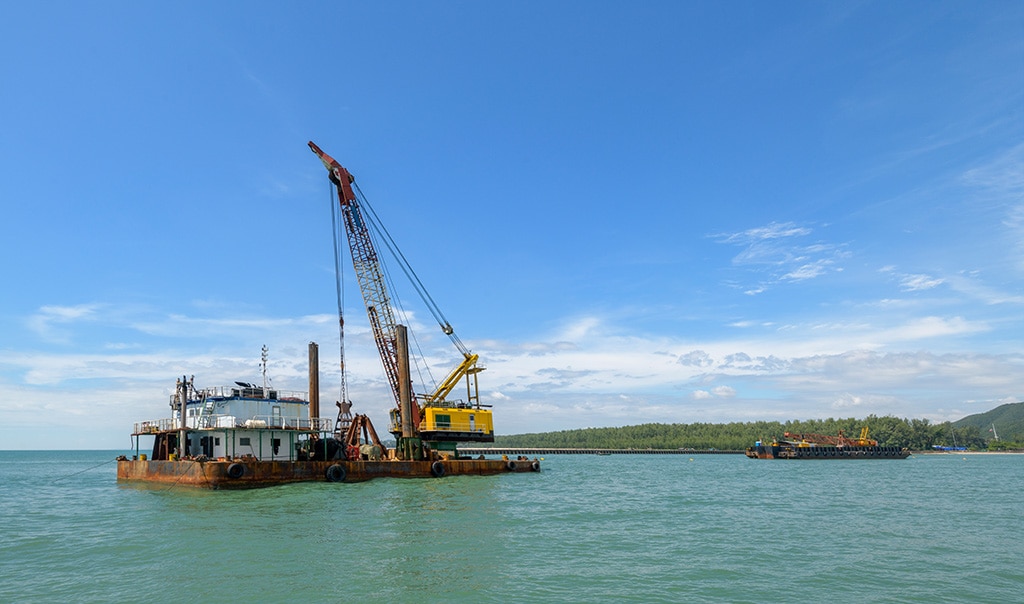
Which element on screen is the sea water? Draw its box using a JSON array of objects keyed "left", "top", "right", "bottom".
[{"left": 0, "top": 450, "right": 1021, "bottom": 603}]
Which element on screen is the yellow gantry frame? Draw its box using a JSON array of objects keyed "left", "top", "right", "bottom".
[{"left": 423, "top": 353, "right": 482, "bottom": 406}]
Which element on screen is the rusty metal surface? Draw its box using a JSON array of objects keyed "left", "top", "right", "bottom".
[{"left": 117, "top": 457, "right": 539, "bottom": 489}]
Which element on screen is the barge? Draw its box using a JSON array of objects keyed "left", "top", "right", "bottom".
[
  {"left": 117, "top": 144, "right": 541, "bottom": 488},
  {"left": 745, "top": 427, "right": 910, "bottom": 460},
  {"left": 117, "top": 345, "right": 539, "bottom": 489}
]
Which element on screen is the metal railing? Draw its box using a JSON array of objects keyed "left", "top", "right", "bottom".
[
  {"left": 134, "top": 416, "right": 334, "bottom": 434},
  {"left": 201, "top": 386, "right": 308, "bottom": 400},
  {"left": 168, "top": 387, "right": 309, "bottom": 407},
  {"left": 422, "top": 418, "right": 488, "bottom": 433}
]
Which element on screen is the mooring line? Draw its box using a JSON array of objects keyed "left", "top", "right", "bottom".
[
  {"left": 161, "top": 459, "right": 201, "bottom": 492},
  {"left": 52, "top": 457, "right": 119, "bottom": 482}
]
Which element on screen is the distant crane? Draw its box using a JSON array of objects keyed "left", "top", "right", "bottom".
[{"left": 783, "top": 427, "right": 878, "bottom": 447}]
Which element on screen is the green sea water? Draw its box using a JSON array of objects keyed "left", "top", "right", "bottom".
[{"left": 1, "top": 450, "right": 1021, "bottom": 603}]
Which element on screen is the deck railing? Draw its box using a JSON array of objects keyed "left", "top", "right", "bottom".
[
  {"left": 199, "top": 386, "right": 308, "bottom": 401},
  {"left": 167, "top": 387, "right": 310, "bottom": 407},
  {"left": 134, "top": 416, "right": 334, "bottom": 434},
  {"left": 419, "top": 417, "right": 490, "bottom": 434}
]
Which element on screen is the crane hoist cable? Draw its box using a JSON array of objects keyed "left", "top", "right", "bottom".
[
  {"left": 354, "top": 193, "right": 438, "bottom": 392},
  {"left": 352, "top": 180, "right": 472, "bottom": 358},
  {"left": 329, "top": 185, "right": 349, "bottom": 406},
  {"left": 325, "top": 174, "right": 449, "bottom": 398}
]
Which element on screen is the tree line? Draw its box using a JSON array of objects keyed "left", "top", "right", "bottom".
[{"left": 495, "top": 415, "right": 1020, "bottom": 451}]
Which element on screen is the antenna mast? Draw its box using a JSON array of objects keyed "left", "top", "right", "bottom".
[{"left": 261, "top": 345, "right": 269, "bottom": 394}]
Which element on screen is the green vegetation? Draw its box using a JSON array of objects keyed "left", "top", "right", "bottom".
[
  {"left": 953, "top": 402, "right": 1024, "bottom": 444},
  {"left": 496, "top": 404, "right": 1024, "bottom": 451}
]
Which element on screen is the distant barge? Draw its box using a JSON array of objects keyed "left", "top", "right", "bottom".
[{"left": 745, "top": 427, "right": 910, "bottom": 460}]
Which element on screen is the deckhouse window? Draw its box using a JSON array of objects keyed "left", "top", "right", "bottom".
[{"left": 239, "top": 437, "right": 251, "bottom": 446}]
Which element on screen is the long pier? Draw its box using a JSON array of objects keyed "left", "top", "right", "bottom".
[{"left": 459, "top": 447, "right": 743, "bottom": 456}]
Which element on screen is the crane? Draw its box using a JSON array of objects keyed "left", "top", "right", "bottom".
[
  {"left": 309, "top": 142, "right": 494, "bottom": 460},
  {"left": 783, "top": 427, "right": 878, "bottom": 447}
]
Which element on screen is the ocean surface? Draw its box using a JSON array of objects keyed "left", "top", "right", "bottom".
[{"left": 0, "top": 450, "right": 1021, "bottom": 603}]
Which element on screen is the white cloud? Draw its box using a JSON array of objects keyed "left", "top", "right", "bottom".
[
  {"left": 718, "top": 221, "right": 812, "bottom": 244},
  {"left": 900, "top": 274, "right": 945, "bottom": 291},
  {"left": 961, "top": 144, "right": 1024, "bottom": 273},
  {"left": 678, "top": 350, "right": 714, "bottom": 367},
  {"left": 2, "top": 301, "right": 1020, "bottom": 447},
  {"left": 783, "top": 259, "right": 833, "bottom": 281},
  {"left": 26, "top": 304, "right": 102, "bottom": 341},
  {"left": 944, "top": 273, "right": 1024, "bottom": 305},
  {"left": 714, "top": 221, "right": 848, "bottom": 293}
]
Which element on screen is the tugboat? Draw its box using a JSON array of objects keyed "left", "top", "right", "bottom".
[
  {"left": 116, "top": 143, "right": 540, "bottom": 488},
  {"left": 745, "top": 427, "right": 910, "bottom": 460}
]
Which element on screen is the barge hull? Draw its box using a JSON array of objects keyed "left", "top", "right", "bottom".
[
  {"left": 117, "top": 458, "right": 539, "bottom": 489},
  {"left": 745, "top": 445, "right": 910, "bottom": 460}
]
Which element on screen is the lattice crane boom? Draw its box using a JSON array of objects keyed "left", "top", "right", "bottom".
[
  {"left": 309, "top": 141, "right": 495, "bottom": 447},
  {"left": 309, "top": 141, "right": 403, "bottom": 408}
]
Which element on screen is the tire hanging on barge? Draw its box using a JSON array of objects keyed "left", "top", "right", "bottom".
[{"left": 326, "top": 464, "right": 346, "bottom": 482}]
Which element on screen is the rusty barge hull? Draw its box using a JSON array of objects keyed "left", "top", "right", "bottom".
[
  {"left": 117, "top": 458, "right": 539, "bottom": 489},
  {"left": 745, "top": 445, "right": 910, "bottom": 460}
]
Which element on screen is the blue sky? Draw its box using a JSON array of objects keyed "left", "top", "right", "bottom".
[{"left": 2, "top": 2, "right": 1022, "bottom": 449}]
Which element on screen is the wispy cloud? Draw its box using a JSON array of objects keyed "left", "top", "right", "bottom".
[
  {"left": 879, "top": 266, "right": 946, "bottom": 293},
  {"left": 881, "top": 265, "right": 1024, "bottom": 305},
  {"left": 719, "top": 222, "right": 812, "bottom": 244},
  {"left": 961, "top": 143, "right": 1024, "bottom": 194},
  {"left": 900, "top": 273, "right": 945, "bottom": 291},
  {"left": 713, "top": 221, "right": 848, "bottom": 293},
  {"left": 945, "top": 273, "right": 1024, "bottom": 305},
  {"left": 26, "top": 304, "right": 102, "bottom": 342},
  {"left": 962, "top": 144, "right": 1024, "bottom": 272}
]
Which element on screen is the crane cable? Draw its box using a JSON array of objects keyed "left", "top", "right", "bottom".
[
  {"left": 352, "top": 181, "right": 471, "bottom": 357},
  {"left": 351, "top": 184, "right": 437, "bottom": 392},
  {"left": 329, "top": 184, "right": 349, "bottom": 405},
  {"left": 332, "top": 181, "right": 438, "bottom": 397}
]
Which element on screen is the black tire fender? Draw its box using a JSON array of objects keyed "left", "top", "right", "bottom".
[
  {"left": 431, "top": 461, "right": 446, "bottom": 477},
  {"left": 227, "top": 463, "right": 245, "bottom": 479},
  {"left": 531, "top": 460, "right": 540, "bottom": 471},
  {"left": 506, "top": 461, "right": 517, "bottom": 471},
  {"left": 326, "top": 464, "right": 346, "bottom": 482}
]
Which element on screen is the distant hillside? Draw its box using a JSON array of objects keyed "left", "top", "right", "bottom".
[{"left": 953, "top": 402, "right": 1024, "bottom": 442}]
